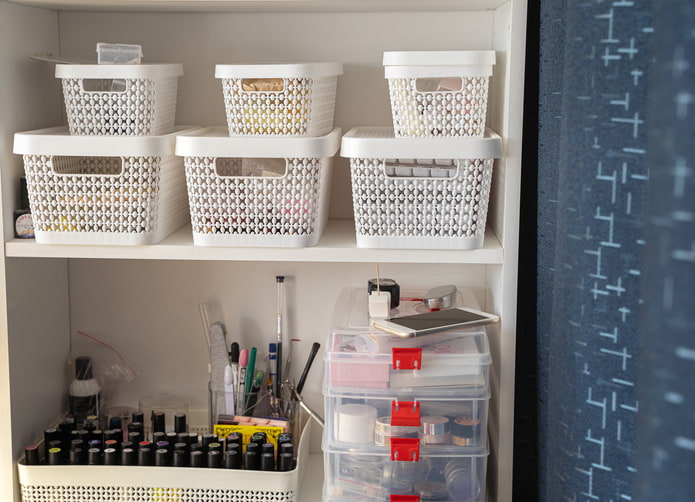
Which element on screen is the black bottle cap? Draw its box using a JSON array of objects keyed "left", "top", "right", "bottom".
[
  {"left": 190, "top": 450, "right": 204, "bottom": 468},
  {"left": 138, "top": 447, "right": 153, "bottom": 466},
  {"left": 87, "top": 447, "right": 102, "bottom": 465},
  {"left": 47, "top": 439, "right": 62, "bottom": 453},
  {"left": 156, "top": 441, "right": 170, "bottom": 453},
  {"left": 104, "top": 430, "right": 121, "bottom": 443},
  {"left": 172, "top": 449, "right": 188, "bottom": 467},
  {"left": 75, "top": 356, "right": 94, "bottom": 380},
  {"left": 260, "top": 452, "right": 275, "bottom": 471},
  {"left": 177, "top": 432, "right": 190, "bottom": 445},
  {"left": 166, "top": 431, "right": 178, "bottom": 443},
  {"left": 88, "top": 430, "right": 103, "bottom": 444},
  {"left": 44, "top": 428, "right": 61, "bottom": 446},
  {"left": 121, "top": 447, "right": 136, "bottom": 466},
  {"left": 224, "top": 449, "right": 241, "bottom": 469},
  {"left": 278, "top": 452, "right": 294, "bottom": 472},
  {"left": 244, "top": 450, "right": 259, "bottom": 470},
  {"left": 245, "top": 442, "right": 259, "bottom": 454},
  {"left": 174, "top": 413, "right": 187, "bottom": 434},
  {"left": 59, "top": 418, "right": 76, "bottom": 435},
  {"left": 207, "top": 442, "right": 222, "bottom": 453},
  {"left": 104, "top": 439, "right": 119, "bottom": 452},
  {"left": 225, "top": 432, "right": 242, "bottom": 449},
  {"left": 128, "top": 431, "right": 142, "bottom": 444},
  {"left": 190, "top": 442, "right": 203, "bottom": 453},
  {"left": 152, "top": 412, "right": 166, "bottom": 434},
  {"left": 24, "top": 445, "right": 40, "bottom": 465},
  {"left": 152, "top": 431, "right": 165, "bottom": 444},
  {"left": 207, "top": 450, "right": 222, "bottom": 468},
  {"left": 120, "top": 440, "right": 134, "bottom": 451},
  {"left": 277, "top": 432, "right": 292, "bottom": 445},
  {"left": 19, "top": 177, "right": 30, "bottom": 210},
  {"left": 261, "top": 443, "right": 274, "bottom": 455},
  {"left": 202, "top": 434, "right": 217, "bottom": 450},
  {"left": 69, "top": 447, "right": 85, "bottom": 465},
  {"left": 279, "top": 442, "right": 293, "bottom": 458},
  {"left": 47, "top": 447, "right": 62, "bottom": 465},
  {"left": 87, "top": 440, "right": 102, "bottom": 451},
  {"left": 132, "top": 411, "right": 144, "bottom": 423},
  {"left": 250, "top": 432, "right": 267, "bottom": 445},
  {"left": 155, "top": 448, "right": 170, "bottom": 466},
  {"left": 174, "top": 442, "right": 188, "bottom": 453},
  {"left": 103, "top": 448, "right": 118, "bottom": 465}
]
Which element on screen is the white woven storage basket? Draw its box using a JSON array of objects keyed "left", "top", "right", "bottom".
[
  {"left": 17, "top": 421, "right": 310, "bottom": 502},
  {"left": 383, "top": 51, "right": 495, "bottom": 138},
  {"left": 13, "top": 126, "right": 195, "bottom": 245},
  {"left": 215, "top": 62, "right": 342, "bottom": 136},
  {"left": 55, "top": 63, "right": 183, "bottom": 136},
  {"left": 340, "top": 127, "right": 502, "bottom": 250},
  {"left": 176, "top": 127, "right": 341, "bottom": 247}
]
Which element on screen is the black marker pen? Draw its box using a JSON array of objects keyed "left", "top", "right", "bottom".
[
  {"left": 189, "top": 450, "right": 204, "bottom": 468},
  {"left": 155, "top": 448, "right": 170, "bottom": 466},
  {"left": 174, "top": 413, "right": 187, "bottom": 434},
  {"left": 47, "top": 447, "right": 62, "bottom": 465},
  {"left": 224, "top": 448, "right": 241, "bottom": 469},
  {"left": 172, "top": 449, "right": 188, "bottom": 467},
  {"left": 138, "top": 447, "right": 153, "bottom": 466},
  {"left": 207, "top": 450, "right": 222, "bottom": 468}
]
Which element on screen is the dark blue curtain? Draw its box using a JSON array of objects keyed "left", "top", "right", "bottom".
[{"left": 516, "top": 0, "right": 695, "bottom": 500}]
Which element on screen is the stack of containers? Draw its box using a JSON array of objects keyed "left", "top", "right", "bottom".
[
  {"left": 13, "top": 45, "right": 190, "bottom": 245},
  {"left": 322, "top": 288, "right": 492, "bottom": 501},
  {"left": 341, "top": 51, "right": 501, "bottom": 250},
  {"left": 175, "top": 62, "right": 343, "bottom": 247}
]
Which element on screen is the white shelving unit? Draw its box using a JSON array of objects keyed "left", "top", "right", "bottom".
[{"left": 0, "top": 1, "right": 527, "bottom": 501}]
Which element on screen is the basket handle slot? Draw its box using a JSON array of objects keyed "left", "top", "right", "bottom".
[
  {"left": 240, "top": 78, "right": 285, "bottom": 93},
  {"left": 214, "top": 157, "right": 288, "bottom": 179},
  {"left": 51, "top": 156, "right": 124, "bottom": 176},
  {"left": 382, "top": 159, "right": 459, "bottom": 179},
  {"left": 415, "top": 77, "right": 462, "bottom": 93},
  {"left": 81, "top": 78, "right": 128, "bottom": 93}
]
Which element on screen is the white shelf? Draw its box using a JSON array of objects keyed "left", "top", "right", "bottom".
[
  {"left": 7, "top": 0, "right": 510, "bottom": 12},
  {"left": 5, "top": 220, "right": 504, "bottom": 264}
]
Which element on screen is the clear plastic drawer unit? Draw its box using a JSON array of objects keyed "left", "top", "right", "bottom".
[{"left": 324, "top": 288, "right": 492, "bottom": 392}]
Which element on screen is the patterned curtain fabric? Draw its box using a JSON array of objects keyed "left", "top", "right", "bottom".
[{"left": 521, "top": 0, "right": 695, "bottom": 500}]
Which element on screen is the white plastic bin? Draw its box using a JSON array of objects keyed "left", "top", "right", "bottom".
[
  {"left": 56, "top": 63, "right": 183, "bottom": 135},
  {"left": 17, "top": 420, "right": 310, "bottom": 502},
  {"left": 383, "top": 51, "right": 495, "bottom": 137},
  {"left": 13, "top": 126, "right": 196, "bottom": 245},
  {"left": 340, "top": 126, "right": 502, "bottom": 250},
  {"left": 215, "top": 62, "right": 342, "bottom": 136},
  {"left": 176, "top": 127, "right": 341, "bottom": 247}
]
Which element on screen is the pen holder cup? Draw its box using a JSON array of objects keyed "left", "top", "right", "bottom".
[{"left": 210, "top": 387, "right": 303, "bottom": 442}]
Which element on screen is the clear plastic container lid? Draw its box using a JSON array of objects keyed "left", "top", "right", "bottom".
[
  {"left": 215, "top": 62, "right": 343, "bottom": 79},
  {"left": 324, "top": 288, "right": 492, "bottom": 396}
]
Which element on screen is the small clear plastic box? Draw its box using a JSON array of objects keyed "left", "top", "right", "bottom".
[
  {"left": 96, "top": 43, "right": 143, "bottom": 64},
  {"left": 324, "top": 288, "right": 492, "bottom": 392},
  {"left": 322, "top": 447, "right": 488, "bottom": 502}
]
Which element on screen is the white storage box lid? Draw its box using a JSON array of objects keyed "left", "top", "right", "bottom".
[
  {"left": 176, "top": 126, "right": 341, "bottom": 158},
  {"left": 340, "top": 126, "right": 502, "bottom": 160},
  {"left": 55, "top": 63, "right": 183, "bottom": 79},
  {"left": 14, "top": 125, "right": 197, "bottom": 156},
  {"left": 325, "top": 288, "right": 492, "bottom": 394},
  {"left": 215, "top": 62, "right": 343, "bottom": 79},
  {"left": 383, "top": 50, "right": 495, "bottom": 79}
]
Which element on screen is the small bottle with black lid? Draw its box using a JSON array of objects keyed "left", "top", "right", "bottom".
[{"left": 68, "top": 356, "right": 101, "bottom": 427}]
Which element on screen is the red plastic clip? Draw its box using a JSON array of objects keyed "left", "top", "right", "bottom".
[
  {"left": 390, "top": 437, "right": 420, "bottom": 462},
  {"left": 392, "top": 347, "right": 422, "bottom": 370},
  {"left": 391, "top": 400, "right": 421, "bottom": 427},
  {"left": 390, "top": 496, "right": 420, "bottom": 502}
]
